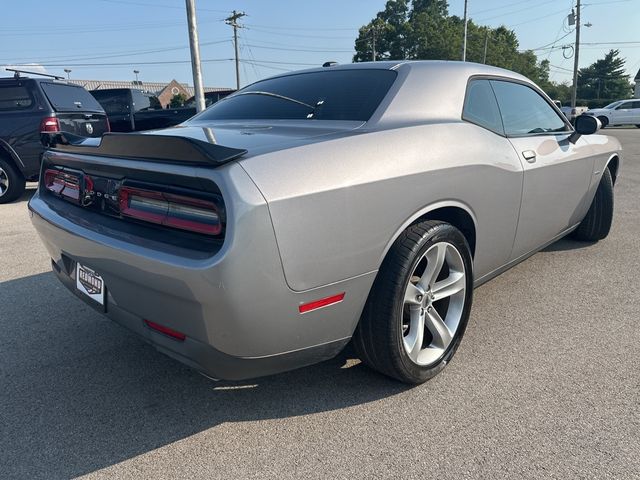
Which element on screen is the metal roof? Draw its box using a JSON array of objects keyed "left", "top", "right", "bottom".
[{"left": 66, "top": 79, "right": 231, "bottom": 97}]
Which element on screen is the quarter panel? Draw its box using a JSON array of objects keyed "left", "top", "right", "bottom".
[{"left": 241, "top": 122, "right": 524, "bottom": 291}]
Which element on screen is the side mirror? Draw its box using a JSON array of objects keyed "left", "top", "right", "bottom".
[{"left": 569, "top": 115, "right": 600, "bottom": 144}]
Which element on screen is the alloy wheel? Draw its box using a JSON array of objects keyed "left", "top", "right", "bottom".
[{"left": 402, "top": 241, "right": 467, "bottom": 366}]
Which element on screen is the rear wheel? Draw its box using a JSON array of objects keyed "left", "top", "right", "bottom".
[
  {"left": 353, "top": 221, "right": 473, "bottom": 384},
  {"left": 597, "top": 116, "right": 609, "bottom": 128},
  {"left": 572, "top": 168, "right": 614, "bottom": 242},
  {"left": 0, "top": 157, "right": 26, "bottom": 204}
]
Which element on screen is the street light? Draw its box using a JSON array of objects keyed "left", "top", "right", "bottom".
[
  {"left": 133, "top": 69, "right": 140, "bottom": 83},
  {"left": 64, "top": 69, "right": 71, "bottom": 79}
]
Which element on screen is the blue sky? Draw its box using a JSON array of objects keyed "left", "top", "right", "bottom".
[{"left": 1, "top": 0, "right": 638, "bottom": 88}]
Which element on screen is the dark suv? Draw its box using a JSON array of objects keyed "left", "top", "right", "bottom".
[{"left": 0, "top": 72, "right": 109, "bottom": 203}]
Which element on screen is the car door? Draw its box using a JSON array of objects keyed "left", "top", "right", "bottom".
[
  {"left": 490, "top": 79, "right": 595, "bottom": 259},
  {"left": 612, "top": 101, "right": 633, "bottom": 124},
  {"left": 630, "top": 100, "right": 640, "bottom": 124}
]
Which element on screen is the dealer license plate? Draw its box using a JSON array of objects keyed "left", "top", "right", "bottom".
[{"left": 76, "top": 263, "right": 105, "bottom": 305}]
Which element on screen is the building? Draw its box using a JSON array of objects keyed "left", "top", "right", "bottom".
[
  {"left": 67, "top": 78, "right": 231, "bottom": 107},
  {"left": 635, "top": 68, "right": 640, "bottom": 98}
]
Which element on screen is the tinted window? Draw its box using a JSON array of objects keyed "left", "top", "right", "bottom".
[
  {"left": 0, "top": 85, "right": 33, "bottom": 111},
  {"left": 131, "top": 90, "right": 152, "bottom": 112},
  {"left": 614, "top": 102, "right": 632, "bottom": 110},
  {"left": 196, "top": 70, "right": 397, "bottom": 122},
  {"left": 462, "top": 80, "right": 504, "bottom": 134},
  {"left": 632, "top": 101, "right": 640, "bottom": 109},
  {"left": 91, "top": 90, "right": 129, "bottom": 114},
  {"left": 41, "top": 83, "right": 104, "bottom": 112},
  {"left": 490, "top": 80, "right": 567, "bottom": 136}
]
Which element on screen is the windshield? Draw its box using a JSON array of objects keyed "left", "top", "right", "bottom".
[
  {"left": 603, "top": 101, "right": 623, "bottom": 109},
  {"left": 40, "top": 82, "right": 104, "bottom": 112},
  {"left": 192, "top": 69, "right": 397, "bottom": 122}
]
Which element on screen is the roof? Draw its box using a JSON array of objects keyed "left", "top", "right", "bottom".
[{"left": 66, "top": 79, "right": 231, "bottom": 97}]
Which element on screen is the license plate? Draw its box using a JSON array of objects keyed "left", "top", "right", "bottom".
[{"left": 76, "top": 263, "right": 105, "bottom": 305}]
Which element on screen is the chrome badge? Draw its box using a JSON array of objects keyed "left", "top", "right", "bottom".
[{"left": 85, "top": 123, "right": 94, "bottom": 134}]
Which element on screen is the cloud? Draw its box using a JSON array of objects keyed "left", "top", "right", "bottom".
[{"left": 2, "top": 63, "right": 49, "bottom": 75}]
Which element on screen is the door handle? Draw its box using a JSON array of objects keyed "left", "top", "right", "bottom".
[{"left": 522, "top": 150, "right": 536, "bottom": 163}]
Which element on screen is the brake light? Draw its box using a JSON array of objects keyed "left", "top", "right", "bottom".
[
  {"left": 43, "top": 168, "right": 81, "bottom": 203},
  {"left": 118, "top": 186, "right": 222, "bottom": 235},
  {"left": 144, "top": 320, "right": 186, "bottom": 341},
  {"left": 40, "top": 116, "right": 60, "bottom": 133}
]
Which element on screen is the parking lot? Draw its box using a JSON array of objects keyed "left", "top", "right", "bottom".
[{"left": 1, "top": 128, "right": 638, "bottom": 479}]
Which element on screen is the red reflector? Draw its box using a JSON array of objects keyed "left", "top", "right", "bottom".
[
  {"left": 40, "top": 116, "right": 60, "bottom": 133},
  {"left": 144, "top": 320, "right": 186, "bottom": 341},
  {"left": 298, "top": 292, "right": 345, "bottom": 314}
]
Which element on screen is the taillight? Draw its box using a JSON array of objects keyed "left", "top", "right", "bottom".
[
  {"left": 40, "top": 116, "right": 60, "bottom": 133},
  {"left": 43, "top": 168, "right": 81, "bottom": 203},
  {"left": 118, "top": 186, "right": 222, "bottom": 235}
]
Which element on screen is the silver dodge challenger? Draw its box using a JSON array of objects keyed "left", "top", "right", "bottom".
[{"left": 30, "top": 61, "right": 621, "bottom": 384}]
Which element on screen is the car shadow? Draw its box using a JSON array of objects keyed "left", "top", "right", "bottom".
[
  {"left": 541, "top": 236, "right": 595, "bottom": 252},
  {"left": 0, "top": 272, "right": 409, "bottom": 479}
]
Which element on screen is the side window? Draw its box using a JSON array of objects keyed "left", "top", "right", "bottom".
[
  {"left": 0, "top": 85, "right": 34, "bottom": 111},
  {"left": 462, "top": 79, "right": 504, "bottom": 135},
  {"left": 614, "top": 102, "right": 630, "bottom": 110},
  {"left": 132, "top": 91, "right": 151, "bottom": 112},
  {"left": 490, "top": 80, "right": 568, "bottom": 136}
]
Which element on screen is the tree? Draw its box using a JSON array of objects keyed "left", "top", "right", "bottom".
[
  {"left": 577, "top": 50, "right": 633, "bottom": 100},
  {"left": 169, "top": 93, "right": 187, "bottom": 108},
  {"left": 353, "top": 0, "right": 551, "bottom": 86}
]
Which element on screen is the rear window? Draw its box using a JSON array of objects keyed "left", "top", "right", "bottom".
[
  {"left": 41, "top": 82, "right": 104, "bottom": 112},
  {"left": 0, "top": 85, "right": 34, "bottom": 111},
  {"left": 195, "top": 70, "right": 397, "bottom": 122},
  {"left": 90, "top": 90, "right": 129, "bottom": 114}
]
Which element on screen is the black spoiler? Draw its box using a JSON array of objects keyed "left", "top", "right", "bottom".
[{"left": 41, "top": 131, "right": 247, "bottom": 167}]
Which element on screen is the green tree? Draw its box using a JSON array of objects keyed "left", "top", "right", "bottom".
[
  {"left": 353, "top": 0, "right": 551, "bottom": 85},
  {"left": 169, "top": 93, "right": 187, "bottom": 108},
  {"left": 577, "top": 49, "right": 633, "bottom": 100}
]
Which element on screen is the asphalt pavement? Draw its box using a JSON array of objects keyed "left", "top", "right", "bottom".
[{"left": 1, "top": 129, "right": 639, "bottom": 479}]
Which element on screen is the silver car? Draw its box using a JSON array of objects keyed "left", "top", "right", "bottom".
[{"left": 29, "top": 61, "right": 621, "bottom": 384}]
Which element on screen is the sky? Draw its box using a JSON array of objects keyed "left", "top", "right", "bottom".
[{"left": 1, "top": 0, "right": 638, "bottom": 89}]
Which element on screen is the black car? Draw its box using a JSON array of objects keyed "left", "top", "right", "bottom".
[
  {"left": 90, "top": 88, "right": 196, "bottom": 132},
  {"left": 0, "top": 70, "right": 109, "bottom": 203}
]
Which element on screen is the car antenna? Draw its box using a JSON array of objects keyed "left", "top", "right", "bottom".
[{"left": 5, "top": 68, "right": 65, "bottom": 80}]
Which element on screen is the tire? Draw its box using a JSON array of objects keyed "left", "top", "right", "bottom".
[
  {"left": 0, "top": 156, "right": 26, "bottom": 204},
  {"left": 597, "top": 116, "right": 609, "bottom": 128},
  {"left": 572, "top": 168, "right": 614, "bottom": 242},
  {"left": 353, "top": 220, "right": 473, "bottom": 384}
]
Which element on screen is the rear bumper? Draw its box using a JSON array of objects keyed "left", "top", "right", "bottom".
[
  {"left": 49, "top": 255, "right": 348, "bottom": 380},
  {"left": 28, "top": 165, "right": 374, "bottom": 379}
]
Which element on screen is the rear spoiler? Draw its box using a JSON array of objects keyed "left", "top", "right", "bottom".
[{"left": 41, "top": 131, "right": 247, "bottom": 167}]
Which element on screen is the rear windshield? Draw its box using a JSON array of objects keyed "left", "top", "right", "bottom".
[
  {"left": 0, "top": 85, "right": 33, "bottom": 111},
  {"left": 40, "top": 82, "right": 104, "bottom": 112},
  {"left": 90, "top": 90, "right": 129, "bottom": 114},
  {"left": 194, "top": 70, "right": 397, "bottom": 122}
]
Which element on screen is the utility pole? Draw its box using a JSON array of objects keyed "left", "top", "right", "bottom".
[
  {"left": 483, "top": 30, "right": 489, "bottom": 64},
  {"left": 462, "top": 0, "right": 469, "bottom": 61},
  {"left": 570, "top": 0, "right": 581, "bottom": 110},
  {"left": 372, "top": 28, "right": 376, "bottom": 62},
  {"left": 225, "top": 10, "right": 246, "bottom": 90},
  {"left": 186, "top": 0, "right": 205, "bottom": 112}
]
